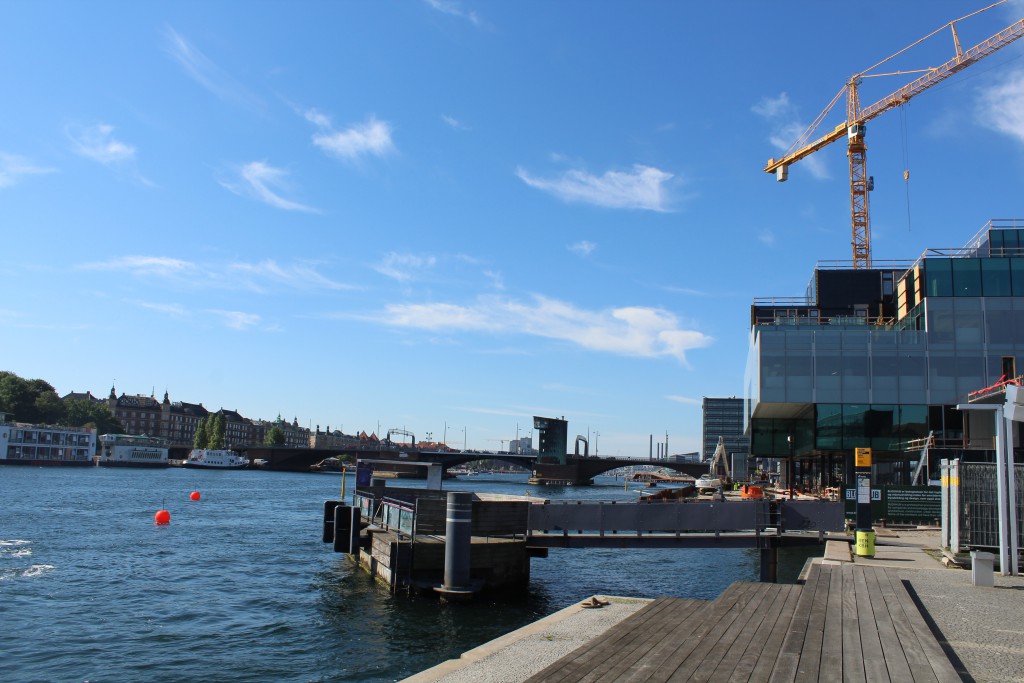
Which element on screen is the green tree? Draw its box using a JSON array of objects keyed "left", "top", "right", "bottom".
[
  {"left": 264, "top": 426, "right": 285, "bottom": 446},
  {"left": 60, "top": 399, "right": 123, "bottom": 434},
  {"left": 0, "top": 372, "right": 66, "bottom": 424},
  {"left": 193, "top": 416, "right": 210, "bottom": 449},
  {"left": 209, "top": 413, "right": 225, "bottom": 449}
]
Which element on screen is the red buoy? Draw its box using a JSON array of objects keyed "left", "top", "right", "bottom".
[
  {"left": 154, "top": 509, "right": 171, "bottom": 525},
  {"left": 189, "top": 491, "right": 201, "bottom": 501}
]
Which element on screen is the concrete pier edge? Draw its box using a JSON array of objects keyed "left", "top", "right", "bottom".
[{"left": 400, "top": 595, "right": 650, "bottom": 683}]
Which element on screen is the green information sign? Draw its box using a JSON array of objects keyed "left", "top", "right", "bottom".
[{"left": 843, "top": 485, "right": 940, "bottom": 523}]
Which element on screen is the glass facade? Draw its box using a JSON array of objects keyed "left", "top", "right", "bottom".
[{"left": 746, "top": 223, "right": 1024, "bottom": 488}]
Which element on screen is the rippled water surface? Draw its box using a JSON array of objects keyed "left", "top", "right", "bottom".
[{"left": 0, "top": 467, "right": 810, "bottom": 682}]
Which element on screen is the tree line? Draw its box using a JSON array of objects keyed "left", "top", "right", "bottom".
[
  {"left": 2, "top": 370, "right": 289, "bottom": 446},
  {"left": 0, "top": 371, "right": 122, "bottom": 433}
]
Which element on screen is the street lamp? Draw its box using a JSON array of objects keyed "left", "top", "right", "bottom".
[
  {"left": 595, "top": 431, "right": 600, "bottom": 455},
  {"left": 462, "top": 426, "right": 467, "bottom": 452}
]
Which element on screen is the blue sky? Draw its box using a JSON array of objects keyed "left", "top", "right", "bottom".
[{"left": 3, "top": 1, "right": 1024, "bottom": 457}]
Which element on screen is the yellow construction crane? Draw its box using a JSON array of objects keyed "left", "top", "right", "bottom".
[{"left": 765, "top": 3, "right": 1024, "bottom": 269}]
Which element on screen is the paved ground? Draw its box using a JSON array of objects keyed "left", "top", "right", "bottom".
[
  {"left": 865, "top": 529, "right": 1024, "bottom": 683},
  {"left": 402, "top": 530, "right": 1024, "bottom": 683}
]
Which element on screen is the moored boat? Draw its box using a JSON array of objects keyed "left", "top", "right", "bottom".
[
  {"left": 183, "top": 449, "right": 249, "bottom": 469},
  {"left": 98, "top": 434, "right": 170, "bottom": 468}
]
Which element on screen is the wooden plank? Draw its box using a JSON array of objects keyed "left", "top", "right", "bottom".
[
  {"left": 793, "top": 563, "right": 834, "bottom": 683},
  {"left": 872, "top": 568, "right": 938, "bottom": 683},
  {"left": 655, "top": 584, "right": 774, "bottom": 683},
  {"left": 684, "top": 582, "right": 782, "bottom": 682},
  {"left": 767, "top": 564, "right": 827, "bottom": 683},
  {"left": 853, "top": 566, "right": 889, "bottom": 683},
  {"left": 525, "top": 597, "right": 679, "bottom": 683},
  {"left": 815, "top": 558, "right": 845, "bottom": 681},
  {"left": 841, "top": 564, "right": 866, "bottom": 683},
  {"left": 728, "top": 584, "right": 801, "bottom": 683},
  {"left": 882, "top": 572, "right": 962, "bottom": 683},
  {"left": 744, "top": 584, "right": 804, "bottom": 683},
  {"left": 528, "top": 598, "right": 688, "bottom": 683},
  {"left": 863, "top": 567, "right": 914, "bottom": 683},
  {"left": 618, "top": 582, "right": 761, "bottom": 683},
  {"left": 703, "top": 583, "right": 794, "bottom": 682},
  {"left": 584, "top": 598, "right": 708, "bottom": 683}
]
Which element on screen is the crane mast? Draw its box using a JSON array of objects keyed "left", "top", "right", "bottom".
[{"left": 765, "top": 5, "right": 1024, "bottom": 269}]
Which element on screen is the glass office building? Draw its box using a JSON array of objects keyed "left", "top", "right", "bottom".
[
  {"left": 745, "top": 219, "right": 1024, "bottom": 490},
  {"left": 702, "top": 396, "right": 748, "bottom": 465}
]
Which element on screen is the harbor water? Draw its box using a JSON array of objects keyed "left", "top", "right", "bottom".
[{"left": 0, "top": 467, "right": 816, "bottom": 682}]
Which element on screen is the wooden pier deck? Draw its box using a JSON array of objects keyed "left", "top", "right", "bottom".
[{"left": 524, "top": 564, "right": 961, "bottom": 683}]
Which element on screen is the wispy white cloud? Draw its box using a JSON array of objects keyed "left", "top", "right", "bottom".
[
  {"left": 979, "top": 69, "right": 1024, "bottom": 144},
  {"left": 516, "top": 164, "right": 674, "bottom": 212},
  {"left": 207, "top": 309, "right": 261, "bottom": 330},
  {"left": 569, "top": 240, "right": 596, "bottom": 257},
  {"left": 163, "top": 26, "right": 262, "bottom": 109},
  {"left": 374, "top": 294, "right": 712, "bottom": 362},
  {"left": 78, "top": 255, "right": 350, "bottom": 293},
  {"left": 0, "top": 152, "right": 55, "bottom": 188},
  {"left": 483, "top": 269, "right": 504, "bottom": 290},
  {"left": 228, "top": 260, "right": 353, "bottom": 290},
  {"left": 758, "top": 229, "right": 776, "bottom": 246},
  {"left": 219, "top": 161, "right": 318, "bottom": 213},
  {"left": 442, "top": 114, "right": 468, "bottom": 130},
  {"left": 665, "top": 395, "right": 701, "bottom": 406},
  {"left": 374, "top": 252, "right": 437, "bottom": 282},
  {"left": 423, "top": 0, "right": 483, "bottom": 27},
  {"left": 753, "top": 92, "right": 830, "bottom": 180},
  {"left": 306, "top": 109, "right": 395, "bottom": 161},
  {"left": 79, "top": 255, "right": 197, "bottom": 277},
  {"left": 67, "top": 123, "right": 135, "bottom": 165},
  {"left": 133, "top": 301, "right": 188, "bottom": 317}
]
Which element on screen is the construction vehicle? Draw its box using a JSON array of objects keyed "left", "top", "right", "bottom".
[{"left": 765, "top": 3, "right": 1024, "bottom": 269}]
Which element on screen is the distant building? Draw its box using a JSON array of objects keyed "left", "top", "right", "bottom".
[
  {"left": 668, "top": 451, "right": 701, "bottom": 464},
  {"left": 310, "top": 426, "right": 362, "bottom": 449},
  {"left": 509, "top": 435, "right": 534, "bottom": 454},
  {"left": 702, "top": 397, "right": 749, "bottom": 464},
  {"left": 0, "top": 413, "right": 96, "bottom": 465}
]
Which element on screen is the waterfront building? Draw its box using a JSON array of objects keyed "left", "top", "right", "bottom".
[
  {"left": 310, "top": 426, "right": 362, "bottom": 450},
  {"left": 164, "top": 398, "right": 210, "bottom": 446},
  {"left": 509, "top": 436, "right": 534, "bottom": 454},
  {"left": 701, "top": 397, "right": 749, "bottom": 468},
  {"left": 745, "top": 219, "right": 1024, "bottom": 491},
  {"left": 107, "top": 387, "right": 163, "bottom": 437},
  {"left": 0, "top": 413, "right": 96, "bottom": 465}
]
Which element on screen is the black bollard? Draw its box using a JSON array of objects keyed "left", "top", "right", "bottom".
[
  {"left": 323, "top": 500, "right": 340, "bottom": 543},
  {"left": 435, "top": 492, "right": 476, "bottom": 600},
  {"left": 759, "top": 544, "right": 778, "bottom": 583}
]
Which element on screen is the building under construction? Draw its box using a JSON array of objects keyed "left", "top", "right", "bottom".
[{"left": 745, "top": 219, "right": 1024, "bottom": 493}]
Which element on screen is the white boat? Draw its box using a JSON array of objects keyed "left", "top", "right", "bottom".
[
  {"left": 694, "top": 475, "right": 722, "bottom": 493},
  {"left": 183, "top": 449, "right": 249, "bottom": 469},
  {"left": 98, "top": 434, "right": 169, "bottom": 468}
]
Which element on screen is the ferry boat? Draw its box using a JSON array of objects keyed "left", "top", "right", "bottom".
[
  {"left": 183, "top": 449, "right": 249, "bottom": 469},
  {"left": 98, "top": 434, "right": 169, "bottom": 468}
]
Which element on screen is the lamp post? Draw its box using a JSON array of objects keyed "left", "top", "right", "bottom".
[
  {"left": 787, "top": 432, "right": 794, "bottom": 501},
  {"left": 595, "top": 431, "right": 600, "bottom": 455},
  {"left": 462, "top": 427, "right": 467, "bottom": 452}
]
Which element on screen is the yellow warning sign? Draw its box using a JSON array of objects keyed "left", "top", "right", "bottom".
[{"left": 855, "top": 447, "right": 872, "bottom": 467}]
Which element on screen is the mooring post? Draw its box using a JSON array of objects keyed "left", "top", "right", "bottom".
[
  {"left": 435, "top": 491, "right": 475, "bottom": 600},
  {"left": 759, "top": 543, "right": 778, "bottom": 583}
]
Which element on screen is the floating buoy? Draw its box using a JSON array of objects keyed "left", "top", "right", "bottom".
[
  {"left": 189, "top": 491, "right": 201, "bottom": 501},
  {"left": 154, "top": 509, "right": 171, "bottom": 525}
]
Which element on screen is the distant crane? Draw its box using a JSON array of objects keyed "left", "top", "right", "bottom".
[{"left": 764, "top": 3, "right": 1024, "bottom": 269}]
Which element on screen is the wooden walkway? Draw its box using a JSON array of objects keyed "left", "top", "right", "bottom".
[{"left": 525, "top": 564, "right": 962, "bottom": 683}]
